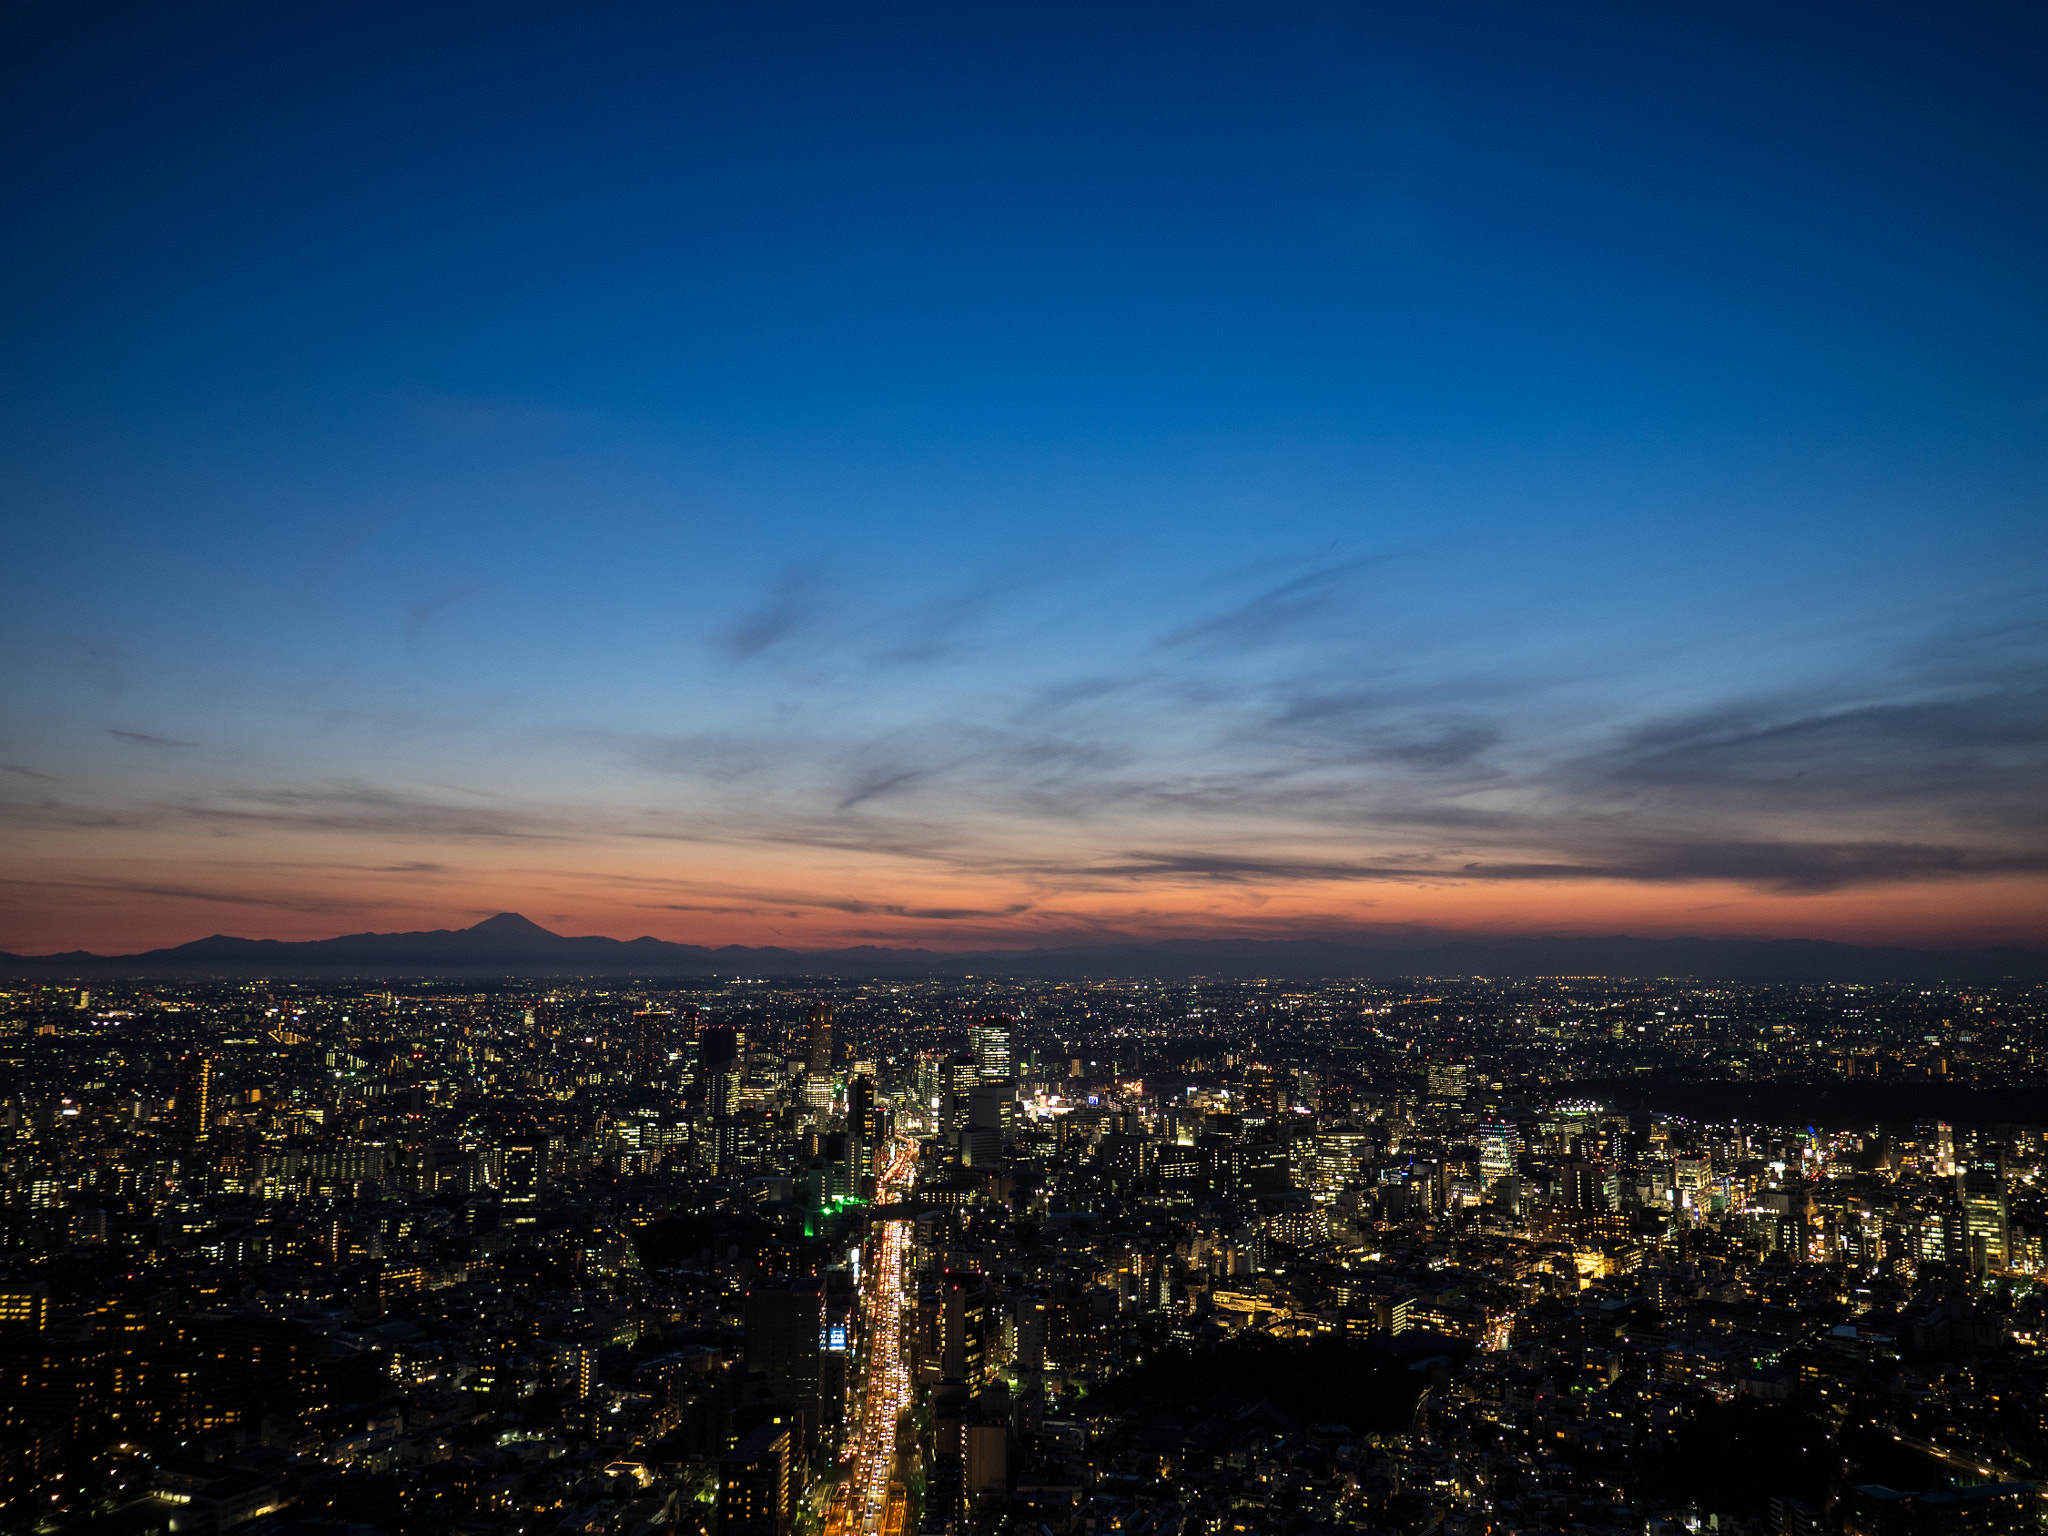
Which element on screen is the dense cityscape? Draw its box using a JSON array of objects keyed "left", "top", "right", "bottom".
[
  {"left": 0, "top": 973, "right": 2044, "bottom": 1536},
  {"left": 9, "top": 2, "right": 2045, "bottom": 1536}
]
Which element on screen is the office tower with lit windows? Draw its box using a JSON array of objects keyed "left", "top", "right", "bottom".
[
  {"left": 940, "top": 1052, "right": 980, "bottom": 1133},
  {"left": 968, "top": 1021, "right": 1011, "bottom": 1081},
  {"left": 570, "top": 1343, "right": 598, "bottom": 1399},
  {"left": 965, "top": 1079, "right": 1013, "bottom": 1167},
  {"left": 633, "top": 1009, "right": 670, "bottom": 1080},
  {"left": 1961, "top": 1169, "right": 2009, "bottom": 1271},
  {"left": 500, "top": 1140, "right": 547, "bottom": 1217},
  {"left": 1240, "top": 1064, "right": 1285, "bottom": 1121},
  {"left": 1477, "top": 1118, "right": 1518, "bottom": 1188},
  {"left": 847, "top": 1073, "right": 880, "bottom": 1195},
  {"left": 0, "top": 1285, "right": 50, "bottom": 1333},
  {"left": 805, "top": 1000, "right": 833, "bottom": 1074},
  {"left": 917, "top": 1269, "right": 993, "bottom": 1388},
  {"left": 1561, "top": 1158, "right": 1619, "bottom": 1211},
  {"left": 699, "top": 1023, "right": 742, "bottom": 1116},
  {"left": 800, "top": 1001, "right": 836, "bottom": 1121},
  {"left": 718, "top": 1422, "right": 793, "bottom": 1536},
  {"left": 175, "top": 1054, "right": 214, "bottom": 1144}
]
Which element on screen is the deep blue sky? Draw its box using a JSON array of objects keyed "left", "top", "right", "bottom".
[{"left": 3, "top": 1, "right": 2045, "bottom": 952}]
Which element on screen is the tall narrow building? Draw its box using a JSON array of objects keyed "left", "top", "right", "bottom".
[
  {"left": 718, "top": 1422, "right": 793, "bottom": 1536},
  {"left": 847, "top": 1073, "right": 881, "bottom": 1195},
  {"left": 698, "top": 1023, "right": 742, "bottom": 1117},
  {"left": 743, "top": 1276, "right": 822, "bottom": 1454},
  {"left": 1960, "top": 1168, "right": 2009, "bottom": 1271},
  {"left": 805, "top": 1000, "right": 833, "bottom": 1075},
  {"left": 633, "top": 1009, "right": 670, "bottom": 1080},
  {"left": 175, "top": 1054, "right": 214, "bottom": 1144}
]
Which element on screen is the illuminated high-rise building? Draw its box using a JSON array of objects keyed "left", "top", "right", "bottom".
[
  {"left": 699, "top": 1023, "right": 742, "bottom": 1116},
  {"left": 968, "top": 1022, "right": 1011, "bottom": 1081},
  {"left": 633, "top": 1009, "right": 670, "bottom": 1079},
  {"left": 175, "top": 1054, "right": 214, "bottom": 1144},
  {"left": 0, "top": 1285, "right": 49, "bottom": 1333},
  {"left": 965, "top": 1080, "right": 1013, "bottom": 1167},
  {"left": 1241, "top": 1065, "right": 1286, "bottom": 1121},
  {"left": 847, "top": 1073, "right": 881, "bottom": 1195},
  {"left": 718, "top": 1422, "right": 793, "bottom": 1536},
  {"left": 1477, "top": 1119, "right": 1518, "bottom": 1188},
  {"left": 501, "top": 1140, "right": 547, "bottom": 1216},
  {"left": 570, "top": 1343, "right": 599, "bottom": 1399},
  {"left": 940, "top": 1052, "right": 980, "bottom": 1132},
  {"left": 1961, "top": 1169, "right": 2009, "bottom": 1271},
  {"left": 802, "top": 1004, "right": 836, "bottom": 1116},
  {"left": 805, "top": 1000, "right": 833, "bottom": 1075},
  {"left": 1560, "top": 1159, "right": 1618, "bottom": 1211}
]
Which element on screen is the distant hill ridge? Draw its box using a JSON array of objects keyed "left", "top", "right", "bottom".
[{"left": 1, "top": 912, "right": 2042, "bottom": 982}]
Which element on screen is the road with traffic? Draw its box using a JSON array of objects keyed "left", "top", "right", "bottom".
[{"left": 825, "top": 1136, "right": 919, "bottom": 1536}]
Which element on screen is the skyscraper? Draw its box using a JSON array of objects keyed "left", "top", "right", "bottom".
[
  {"left": 699, "top": 1023, "right": 742, "bottom": 1116},
  {"left": 570, "top": 1343, "right": 598, "bottom": 1399},
  {"left": 718, "top": 1422, "right": 793, "bottom": 1536},
  {"left": 175, "top": 1054, "right": 214, "bottom": 1144},
  {"left": 1240, "top": 1065, "right": 1286, "bottom": 1121},
  {"left": 965, "top": 1080, "right": 1013, "bottom": 1168},
  {"left": 848, "top": 1073, "right": 881, "bottom": 1196},
  {"left": 1561, "top": 1159, "right": 1618, "bottom": 1211},
  {"left": 941, "top": 1052, "right": 980, "bottom": 1133},
  {"left": 1478, "top": 1119, "right": 1518, "bottom": 1188},
  {"left": 698, "top": 1022, "right": 740, "bottom": 1073},
  {"left": 743, "top": 1276, "right": 821, "bottom": 1454},
  {"left": 968, "top": 1021, "right": 1011, "bottom": 1081},
  {"left": 805, "top": 1001, "right": 833, "bottom": 1075},
  {"left": 1961, "top": 1168, "right": 2009, "bottom": 1271},
  {"left": 501, "top": 1140, "right": 547, "bottom": 1215},
  {"left": 916, "top": 1270, "right": 992, "bottom": 1387},
  {"left": 633, "top": 1009, "right": 670, "bottom": 1080}
]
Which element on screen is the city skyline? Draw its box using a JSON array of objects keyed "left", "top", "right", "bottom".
[
  {"left": 5, "top": 3, "right": 2046, "bottom": 956},
  {"left": 4, "top": 969, "right": 2045, "bottom": 1531}
]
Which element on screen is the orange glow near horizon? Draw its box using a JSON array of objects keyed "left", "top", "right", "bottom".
[
  {"left": 7, "top": 832, "right": 2044, "bottom": 956},
  {"left": 6, "top": 7, "right": 2045, "bottom": 977}
]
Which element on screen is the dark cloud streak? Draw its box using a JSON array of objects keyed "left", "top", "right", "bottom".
[
  {"left": 1157, "top": 553, "right": 1398, "bottom": 649},
  {"left": 108, "top": 728, "right": 193, "bottom": 748}
]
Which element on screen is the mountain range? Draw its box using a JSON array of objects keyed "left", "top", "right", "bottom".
[{"left": 2, "top": 911, "right": 2043, "bottom": 982}]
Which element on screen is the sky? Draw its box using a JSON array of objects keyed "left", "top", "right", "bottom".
[{"left": 2, "top": 1, "right": 2046, "bottom": 956}]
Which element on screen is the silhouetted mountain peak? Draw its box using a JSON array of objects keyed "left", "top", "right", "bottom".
[
  {"left": 469, "top": 912, "right": 559, "bottom": 938},
  {"left": 0, "top": 920, "right": 2040, "bottom": 983}
]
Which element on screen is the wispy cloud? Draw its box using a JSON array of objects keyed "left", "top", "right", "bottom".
[
  {"left": 1589, "top": 688, "right": 2048, "bottom": 820},
  {"left": 0, "top": 874, "right": 374, "bottom": 914},
  {"left": 818, "top": 899, "right": 1034, "bottom": 920},
  {"left": 20, "top": 564, "right": 2047, "bottom": 948},
  {"left": 108, "top": 728, "right": 194, "bottom": 748},
  {"left": 172, "top": 782, "right": 573, "bottom": 842},
  {"left": 1157, "top": 553, "right": 1397, "bottom": 649},
  {"left": 405, "top": 586, "right": 481, "bottom": 654},
  {"left": 721, "top": 565, "right": 826, "bottom": 660}
]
